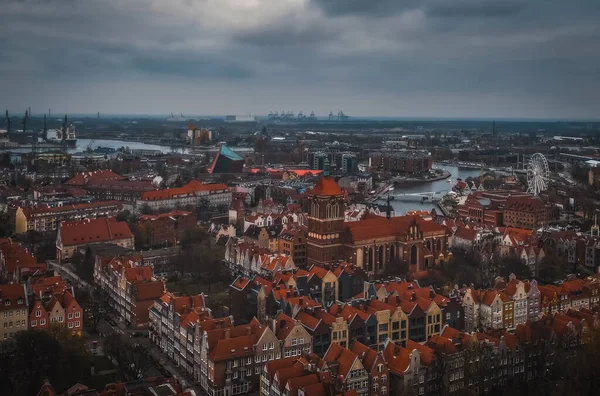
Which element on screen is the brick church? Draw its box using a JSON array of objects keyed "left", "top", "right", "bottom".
[{"left": 307, "top": 176, "right": 451, "bottom": 274}]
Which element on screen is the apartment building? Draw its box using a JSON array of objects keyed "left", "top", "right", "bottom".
[
  {"left": 274, "top": 313, "right": 313, "bottom": 359},
  {"left": 198, "top": 320, "right": 280, "bottom": 396},
  {"left": 0, "top": 238, "right": 39, "bottom": 282},
  {"left": 136, "top": 181, "right": 230, "bottom": 213},
  {"left": 0, "top": 284, "right": 28, "bottom": 340},
  {"left": 94, "top": 254, "right": 164, "bottom": 328},
  {"left": 149, "top": 292, "right": 211, "bottom": 376},
  {"left": 56, "top": 217, "right": 134, "bottom": 262},
  {"left": 14, "top": 200, "right": 123, "bottom": 234}
]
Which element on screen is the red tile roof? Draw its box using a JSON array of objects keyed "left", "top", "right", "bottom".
[
  {"left": 141, "top": 181, "right": 228, "bottom": 201},
  {"left": 0, "top": 283, "right": 27, "bottom": 312},
  {"left": 295, "top": 311, "right": 322, "bottom": 331},
  {"left": 135, "top": 281, "right": 164, "bottom": 301},
  {"left": 323, "top": 342, "right": 359, "bottom": 378},
  {"left": 59, "top": 217, "right": 133, "bottom": 246},
  {"left": 64, "top": 170, "right": 124, "bottom": 186},
  {"left": 345, "top": 214, "right": 447, "bottom": 242},
  {"left": 124, "top": 266, "right": 154, "bottom": 282},
  {"left": 308, "top": 176, "right": 343, "bottom": 196},
  {"left": 383, "top": 341, "right": 412, "bottom": 375},
  {"left": 454, "top": 226, "right": 478, "bottom": 241},
  {"left": 350, "top": 341, "right": 379, "bottom": 371},
  {"left": 0, "top": 240, "right": 38, "bottom": 277},
  {"left": 231, "top": 276, "right": 250, "bottom": 291},
  {"left": 275, "top": 312, "right": 298, "bottom": 340}
]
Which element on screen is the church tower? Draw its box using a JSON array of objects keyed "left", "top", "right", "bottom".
[{"left": 306, "top": 176, "right": 346, "bottom": 267}]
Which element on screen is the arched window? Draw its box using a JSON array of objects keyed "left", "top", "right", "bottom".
[
  {"left": 333, "top": 203, "right": 339, "bottom": 218},
  {"left": 426, "top": 240, "right": 431, "bottom": 250},
  {"left": 410, "top": 245, "right": 417, "bottom": 265},
  {"left": 436, "top": 239, "right": 441, "bottom": 251},
  {"left": 378, "top": 246, "right": 384, "bottom": 270},
  {"left": 389, "top": 245, "right": 395, "bottom": 262},
  {"left": 368, "top": 247, "right": 374, "bottom": 272}
]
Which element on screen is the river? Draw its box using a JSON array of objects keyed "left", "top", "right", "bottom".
[
  {"left": 71, "top": 139, "right": 187, "bottom": 154},
  {"left": 387, "top": 164, "right": 481, "bottom": 215}
]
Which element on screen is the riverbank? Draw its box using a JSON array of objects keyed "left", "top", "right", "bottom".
[{"left": 392, "top": 170, "right": 451, "bottom": 185}]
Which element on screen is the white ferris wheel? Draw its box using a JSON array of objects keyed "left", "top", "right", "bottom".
[{"left": 526, "top": 153, "right": 549, "bottom": 196}]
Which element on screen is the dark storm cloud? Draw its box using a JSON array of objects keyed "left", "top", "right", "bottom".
[
  {"left": 1, "top": 0, "right": 600, "bottom": 118},
  {"left": 130, "top": 53, "right": 254, "bottom": 79}
]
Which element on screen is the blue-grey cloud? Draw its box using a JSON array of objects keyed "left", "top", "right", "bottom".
[{"left": 1, "top": 0, "right": 599, "bottom": 118}]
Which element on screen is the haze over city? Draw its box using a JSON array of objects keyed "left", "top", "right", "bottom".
[{"left": 2, "top": 0, "right": 600, "bottom": 119}]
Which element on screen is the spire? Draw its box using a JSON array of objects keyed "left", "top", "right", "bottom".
[{"left": 43, "top": 113, "right": 47, "bottom": 133}]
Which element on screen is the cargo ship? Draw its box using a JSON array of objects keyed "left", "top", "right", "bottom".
[{"left": 46, "top": 124, "right": 77, "bottom": 147}]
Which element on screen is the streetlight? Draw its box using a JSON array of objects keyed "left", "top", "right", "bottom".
[{"left": 386, "top": 187, "right": 394, "bottom": 220}]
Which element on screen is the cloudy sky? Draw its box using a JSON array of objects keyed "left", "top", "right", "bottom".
[{"left": 2, "top": 0, "right": 600, "bottom": 119}]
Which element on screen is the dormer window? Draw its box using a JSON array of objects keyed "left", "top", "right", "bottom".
[
  {"left": 4, "top": 300, "right": 10, "bottom": 306},
  {"left": 17, "top": 298, "right": 23, "bottom": 304}
]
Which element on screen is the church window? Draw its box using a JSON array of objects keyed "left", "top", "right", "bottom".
[{"left": 410, "top": 245, "right": 417, "bottom": 265}]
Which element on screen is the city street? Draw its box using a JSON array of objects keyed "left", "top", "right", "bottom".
[{"left": 51, "top": 257, "right": 205, "bottom": 395}]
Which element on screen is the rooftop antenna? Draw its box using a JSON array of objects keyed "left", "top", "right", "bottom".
[{"left": 43, "top": 113, "right": 47, "bottom": 134}]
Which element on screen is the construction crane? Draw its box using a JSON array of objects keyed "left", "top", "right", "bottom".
[
  {"left": 22, "top": 110, "right": 28, "bottom": 132},
  {"left": 4, "top": 110, "right": 10, "bottom": 133}
]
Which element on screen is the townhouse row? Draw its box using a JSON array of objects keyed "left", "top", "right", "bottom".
[{"left": 462, "top": 274, "right": 600, "bottom": 331}]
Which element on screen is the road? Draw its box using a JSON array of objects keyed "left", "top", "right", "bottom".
[
  {"left": 48, "top": 260, "right": 204, "bottom": 394},
  {"left": 46, "top": 260, "right": 90, "bottom": 288}
]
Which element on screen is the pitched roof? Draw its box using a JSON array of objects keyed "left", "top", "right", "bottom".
[
  {"left": 454, "top": 226, "right": 478, "bottom": 241},
  {"left": 308, "top": 176, "right": 343, "bottom": 196},
  {"left": 345, "top": 214, "right": 447, "bottom": 242},
  {"left": 275, "top": 312, "right": 298, "bottom": 340},
  {"left": 124, "top": 266, "right": 154, "bottom": 282},
  {"left": 350, "top": 341, "right": 379, "bottom": 372},
  {"left": 59, "top": 217, "right": 133, "bottom": 246},
  {"left": 383, "top": 341, "right": 413, "bottom": 375},
  {"left": 323, "top": 342, "right": 359, "bottom": 378},
  {"left": 64, "top": 170, "right": 124, "bottom": 186},
  {"left": 0, "top": 284, "right": 27, "bottom": 312},
  {"left": 135, "top": 281, "right": 164, "bottom": 301},
  {"left": 295, "top": 310, "right": 322, "bottom": 331},
  {"left": 141, "top": 181, "right": 227, "bottom": 201}
]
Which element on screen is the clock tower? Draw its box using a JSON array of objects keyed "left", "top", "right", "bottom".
[{"left": 306, "top": 176, "right": 346, "bottom": 267}]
